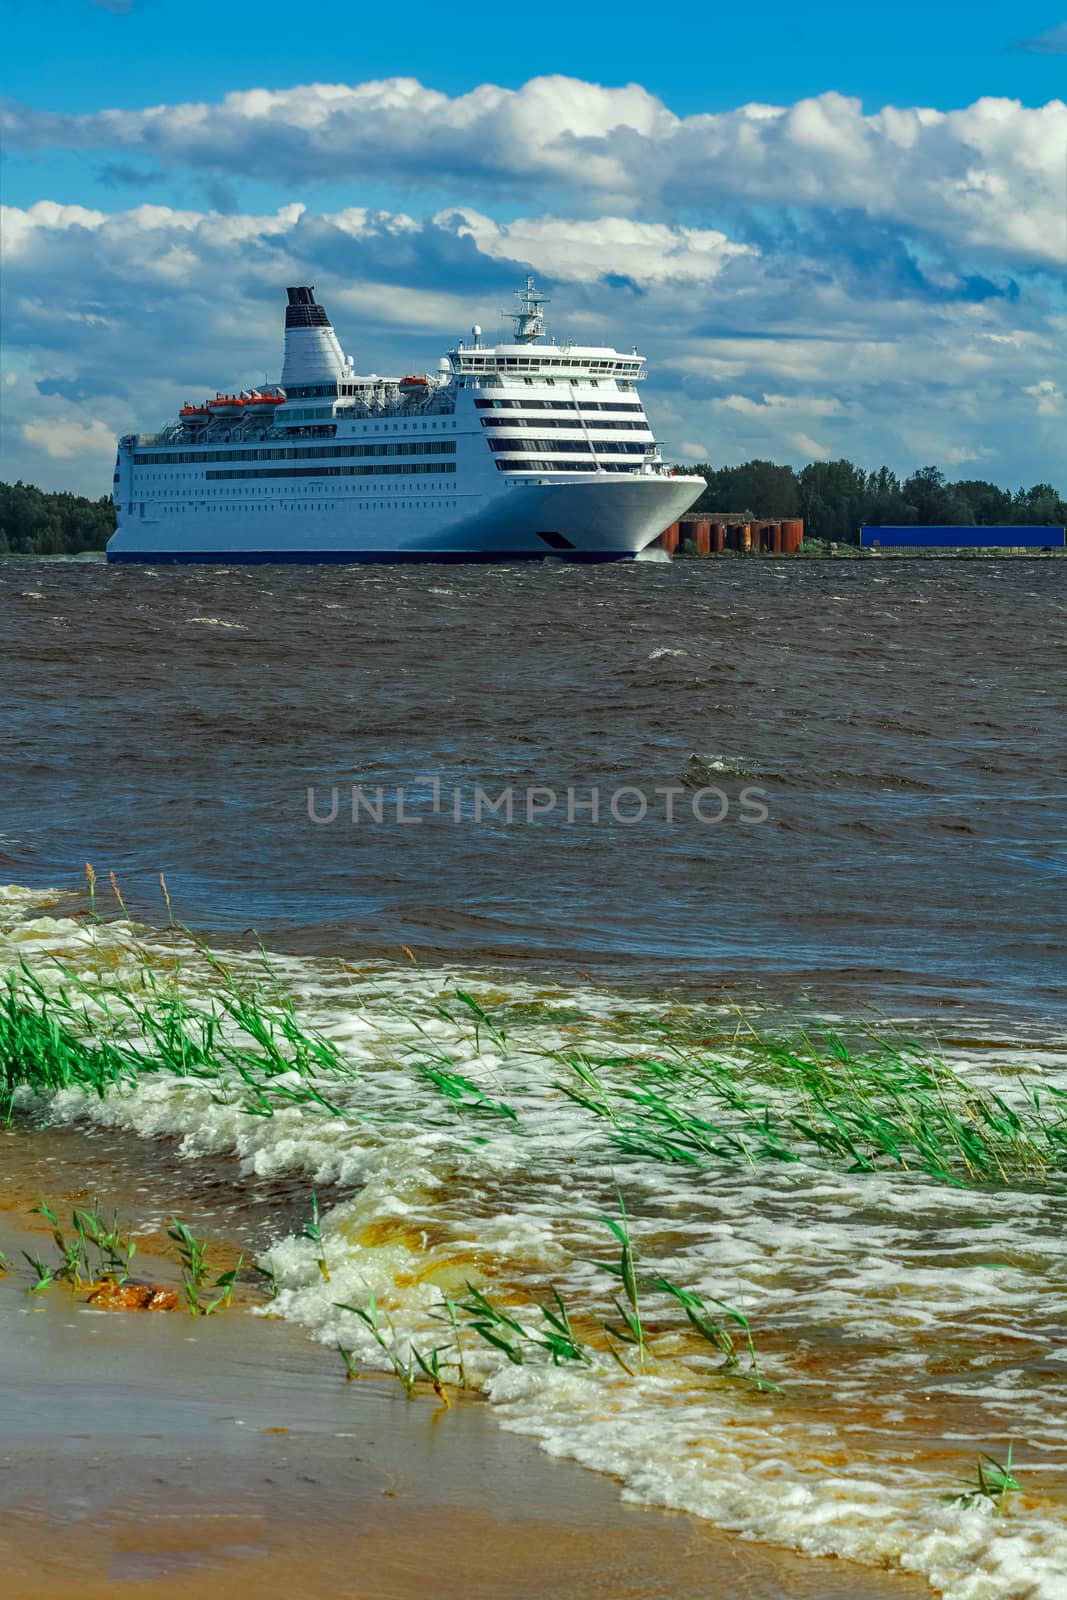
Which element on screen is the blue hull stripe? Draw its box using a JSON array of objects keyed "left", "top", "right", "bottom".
[{"left": 106, "top": 549, "right": 637, "bottom": 566}]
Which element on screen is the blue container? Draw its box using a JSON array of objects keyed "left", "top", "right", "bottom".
[{"left": 860, "top": 526, "right": 1065, "bottom": 548}]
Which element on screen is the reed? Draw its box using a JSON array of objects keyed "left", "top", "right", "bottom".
[
  {"left": 29, "top": 1199, "right": 138, "bottom": 1288},
  {"left": 22, "top": 1251, "right": 55, "bottom": 1292},
  {"left": 167, "top": 1218, "right": 209, "bottom": 1313},
  {"left": 553, "top": 1022, "right": 1066, "bottom": 1190},
  {"left": 654, "top": 1278, "right": 781, "bottom": 1393},
  {"left": 334, "top": 1294, "right": 417, "bottom": 1394},
  {"left": 591, "top": 1193, "right": 649, "bottom": 1371},
  {"left": 301, "top": 1193, "right": 330, "bottom": 1283},
  {"left": 947, "top": 1447, "right": 1021, "bottom": 1516},
  {"left": 4, "top": 920, "right": 1061, "bottom": 1193},
  {"left": 430, "top": 1292, "right": 469, "bottom": 1387}
]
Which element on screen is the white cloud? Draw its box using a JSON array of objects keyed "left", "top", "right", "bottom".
[
  {"left": 1, "top": 195, "right": 1064, "bottom": 493},
  {"left": 791, "top": 433, "right": 833, "bottom": 460},
  {"left": 3, "top": 77, "right": 1066, "bottom": 263},
  {"left": 716, "top": 393, "right": 843, "bottom": 418},
  {"left": 443, "top": 210, "right": 752, "bottom": 284},
  {"left": 20, "top": 417, "right": 116, "bottom": 461},
  {"left": 1024, "top": 379, "right": 1065, "bottom": 415}
]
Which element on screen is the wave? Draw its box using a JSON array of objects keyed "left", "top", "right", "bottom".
[{"left": 3, "top": 884, "right": 1066, "bottom": 1600}]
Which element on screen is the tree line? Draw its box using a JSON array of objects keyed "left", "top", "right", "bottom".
[
  {"left": 673, "top": 460, "right": 1067, "bottom": 544},
  {"left": 0, "top": 481, "right": 117, "bottom": 556},
  {"left": 2, "top": 465, "right": 1064, "bottom": 556}
]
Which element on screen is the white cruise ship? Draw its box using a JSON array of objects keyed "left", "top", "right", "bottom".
[{"left": 107, "top": 279, "right": 704, "bottom": 564}]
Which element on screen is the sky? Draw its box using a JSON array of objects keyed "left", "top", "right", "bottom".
[{"left": 1, "top": 0, "right": 1065, "bottom": 495}]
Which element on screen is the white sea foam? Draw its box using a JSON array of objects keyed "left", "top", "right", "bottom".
[{"left": 3, "top": 890, "right": 1066, "bottom": 1598}]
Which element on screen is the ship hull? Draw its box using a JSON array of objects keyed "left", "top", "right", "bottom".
[{"left": 106, "top": 475, "right": 702, "bottom": 564}]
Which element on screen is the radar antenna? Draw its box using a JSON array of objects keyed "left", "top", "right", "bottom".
[{"left": 508, "top": 275, "right": 548, "bottom": 343}]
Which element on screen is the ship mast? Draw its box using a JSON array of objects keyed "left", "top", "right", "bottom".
[{"left": 509, "top": 275, "right": 548, "bottom": 344}]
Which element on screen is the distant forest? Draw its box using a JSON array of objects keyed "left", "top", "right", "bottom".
[
  {"left": 676, "top": 460, "right": 1067, "bottom": 544},
  {"left": 2, "top": 464, "right": 1065, "bottom": 555},
  {"left": 0, "top": 481, "right": 116, "bottom": 556}
]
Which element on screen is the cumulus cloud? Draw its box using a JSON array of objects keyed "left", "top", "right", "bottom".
[
  {"left": 1, "top": 195, "right": 1064, "bottom": 495},
  {"left": 443, "top": 210, "right": 752, "bottom": 284},
  {"left": 20, "top": 416, "right": 117, "bottom": 460},
  {"left": 1025, "top": 379, "right": 1065, "bottom": 414},
  {"left": 3, "top": 76, "right": 1067, "bottom": 264}
]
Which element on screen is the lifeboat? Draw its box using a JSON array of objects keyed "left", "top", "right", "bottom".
[
  {"left": 180, "top": 403, "right": 211, "bottom": 427},
  {"left": 207, "top": 393, "right": 244, "bottom": 418},
  {"left": 398, "top": 375, "right": 430, "bottom": 401},
  {"left": 241, "top": 388, "right": 286, "bottom": 418}
]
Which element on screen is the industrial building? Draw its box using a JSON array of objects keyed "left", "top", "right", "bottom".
[
  {"left": 860, "top": 526, "right": 1065, "bottom": 549},
  {"left": 655, "top": 512, "right": 805, "bottom": 555}
]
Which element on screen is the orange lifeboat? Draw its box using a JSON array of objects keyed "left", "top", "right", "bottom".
[
  {"left": 242, "top": 388, "right": 286, "bottom": 417},
  {"left": 207, "top": 393, "right": 244, "bottom": 418},
  {"left": 398, "top": 375, "right": 430, "bottom": 401},
  {"left": 180, "top": 403, "right": 211, "bottom": 426}
]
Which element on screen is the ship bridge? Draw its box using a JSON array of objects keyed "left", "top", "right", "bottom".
[{"left": 448, "top": 277, "right": 645, "bottom": 384}]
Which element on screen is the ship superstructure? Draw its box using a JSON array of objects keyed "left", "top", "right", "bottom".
[{"left": 108, "top": 279, "right": 703, "bottom": 563}]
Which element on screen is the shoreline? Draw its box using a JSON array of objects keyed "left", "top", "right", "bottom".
[
  {"left": 0, "top": 1119, "right": 932, "bottom": 1600},
  {"left": 3, "top": 547, "right": 1066, "bottom": 563}
]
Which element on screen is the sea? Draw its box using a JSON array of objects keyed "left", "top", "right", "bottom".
[{"left": 2, "top": 555, "right": 1065, "bottom": 1598}]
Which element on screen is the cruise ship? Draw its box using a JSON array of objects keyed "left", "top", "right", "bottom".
[{"left": 107, "top": 279, "right": 704, "bottom": 563}]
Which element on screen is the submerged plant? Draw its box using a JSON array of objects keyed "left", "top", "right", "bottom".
[
  {"left": 202, "top": 1255, "right": 243, "bottom": 1315},
  {"left": 74, "top": 1201, "right": 138, "bottom": 1284},
  {"left": 591, "top": 1193, "right": 649, "bottom": 1371},
  {"left": 337, "top": 1343, "right": 360, "bottom": 1381},
  {"left": 33, "top": 1200, "right": 85, "bottom": 1285},
  {"left": 167, "top": 1218, "right": 211, "bottom": 1313},
  {"left": 655, "top": 1276, "right": 782, "bottom": 1394},
  {"left": 29, "top": 1198, "right": 138, "bottom": 1288},
  {"left": 414, "top": 1062, "right": 517, "bottom": 1122},
  {"left": 430, "top": 1292, "right": 469, "bottom": 1388},
  {"left": 457, "top": 1283, "right": 528, "bottom": 1366},
  {"left": 947, "top": 1447, "right": 1022, "bottom": 1516},
  {"left": 301, "top": 1193, "right": 330, "bottom": 1283},
  {"left": 533, "top": 1287, "right": 593, "bottom": 1366},
  {"left": 21, "top": 1250, "right": 55, "bottom": 1293},
  {"left": 251, "top": 1256, "right": 281, "bottom": 1300},
  {"left": 411, "top": 1342, "right": 452, "bottom": 1408},
  {"left": 335, "top": 1294, "right": 417, "bottom": 1395}
]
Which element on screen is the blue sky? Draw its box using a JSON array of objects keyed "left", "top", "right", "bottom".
[
  {"left": 3, "top": 0, "right": 1065, "bottom": 122},
  {"left": 2, "top": 0, "right": 1065, "bottom": 494}
]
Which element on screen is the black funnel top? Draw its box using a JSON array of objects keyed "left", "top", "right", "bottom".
[{"left": 285, "top": 287, "right": 331, "bottom": 329}]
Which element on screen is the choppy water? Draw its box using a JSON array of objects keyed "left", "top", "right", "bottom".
[
  {"left": 2, "top": 558, "right": 1066, "bottom": 1598},
  {"left": 2, "top": 557, "right": 1065, "bottom": 1023}
]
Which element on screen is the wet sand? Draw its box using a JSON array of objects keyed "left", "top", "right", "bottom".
[{"left": 0, "top": 1122, "right": 933, "bottom": 1600}]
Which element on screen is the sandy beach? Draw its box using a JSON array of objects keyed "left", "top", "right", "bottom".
[{"left": 0, "top": 1121, "right": 932, "bottom": 1600}]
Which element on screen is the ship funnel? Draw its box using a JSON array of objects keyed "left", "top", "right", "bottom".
[{"left": 280, "top": 286, "right": 347, "bottom": 387}]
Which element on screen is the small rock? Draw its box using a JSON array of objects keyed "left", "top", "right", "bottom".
[{"left": 86, "top": 1282, "right": 179, "bottom": 1312}]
